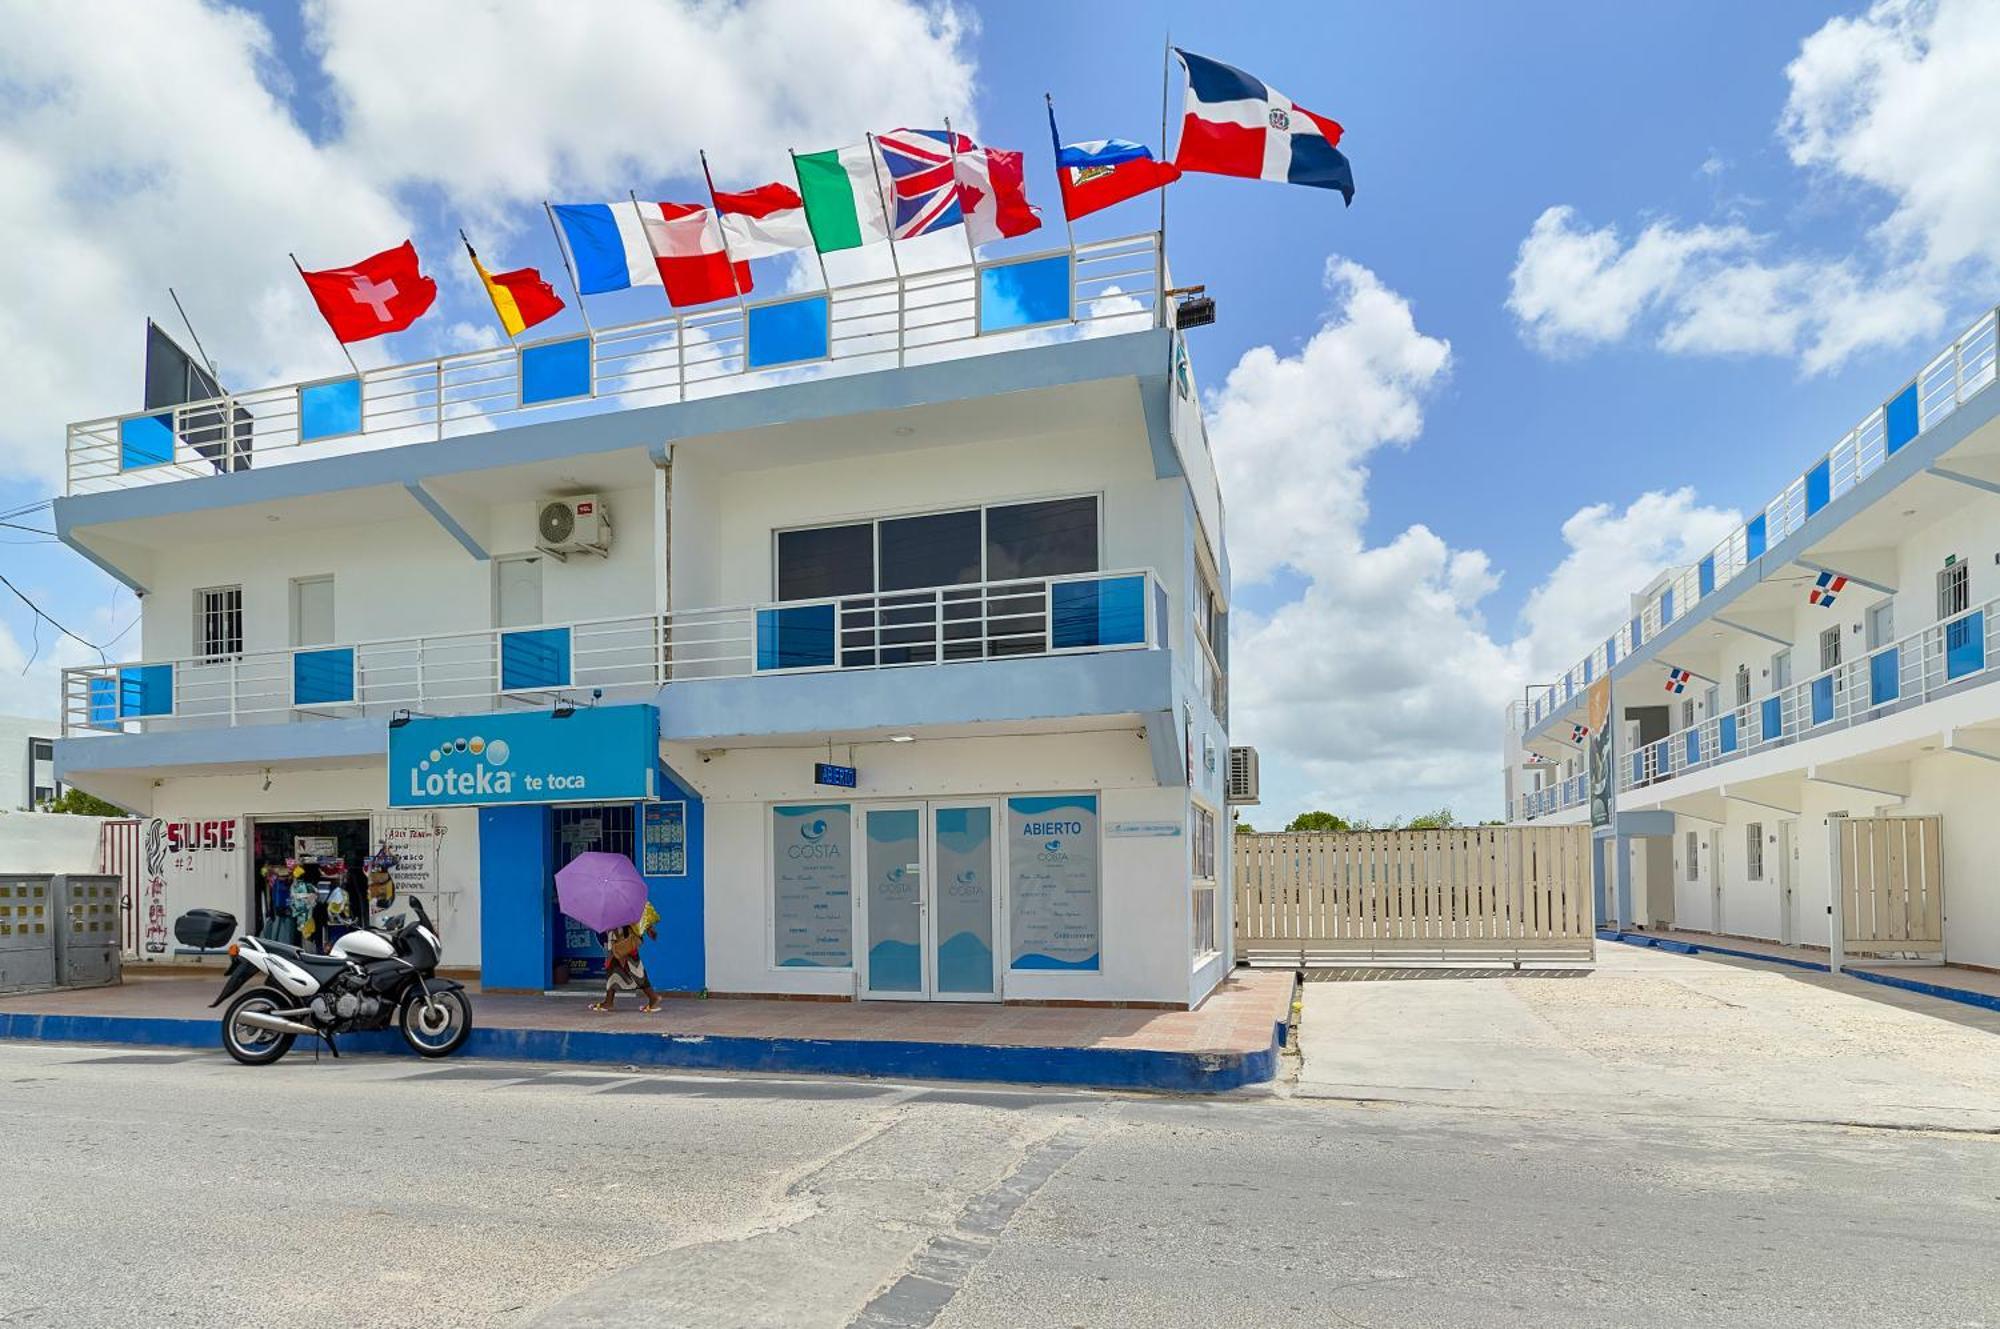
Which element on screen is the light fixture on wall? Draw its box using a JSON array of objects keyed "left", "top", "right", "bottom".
[
  {"left": 261, "top": 767, "right": 273, "bottom": 792},
  {"left": 551, "top": 695, "right": 577, "bottom": 719},
  {"left": 888, "top": 734, "right": 914, "bottom": 743}
]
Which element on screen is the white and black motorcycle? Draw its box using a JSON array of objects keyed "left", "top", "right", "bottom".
[{"left": 191, "top": 895, "right": 473, "bottom": 1065}]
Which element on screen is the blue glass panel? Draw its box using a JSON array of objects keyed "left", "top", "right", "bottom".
[
  {"left": 1810, "top": 675, "right": 1834, "bottom": 726},
  {"left": 1630, "top": 615, "right": 1643, "bottom": 648},
  {"left": 293, "top": 647, "right": 355, "bottom": 706},
  {"left": 1946, "top": 611, "right": 1985, "bottom": 680},
  {"left": 1630, "top": 751, "right": 1644, "bottom": 785},
  {"left": 1606, "top": 635, "right": 1618, "bottom": 668},
  {"left": 1719, "top": 713, "right": 1737, "bottom": 754},
  {"left": 1582, "top": 657, "right": 1592, "bottom": 684},
  {"left": 1805, "top": 459, "right": 1831, "bottom": 516},
  {"left": 1660, "top": 588, "right": 1675, "bottom": 625},
  {"left": 746, "top": 296, "right": 830, "bottom": 369},
  {"left": 500, "top": 626, "right": 571, "bottom": 691},
  {"left": 1885, "top": 383, "right": 1920, "bottom": 454},
  {"left": 120, "top": 664, "right": 173, "bottom": 717},
  {"left": 119, "top": 414, "right": 176, "bottom": 470},
  {"left": 520, "top": 337, "right": 592, "bottom": 405},
  {"left": 1869, "top": 647, "right": 1900, "bottom": 706},
  {"left": 1698, "top": 556, "right": 1715, "bottom": 597},
  {"left": 299, "top": 377, "right": 362, "bottom": 441},
  {"left": 1745, "top": 514, "right": 1767, "bottom": 561},
  {"left": 756, "top": 603, "right": 836, "bottom": 671},
  {"left": 1052, "top": 575, "right": 1145, "bottom": 649},
  {"left": 1760, "top": 696, "right": 1782, "bottom": 741},
  {"left": 1684, "top": 729, "right": 1700, "bottom": 766},
  {"left": 88, "top": 676, "right": 118, "bottom": 726},
  {"left": 978, "top": 254, "right": 1072, "bottom": 334}
]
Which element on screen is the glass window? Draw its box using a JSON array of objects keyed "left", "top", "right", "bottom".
[
  {"left": 1746, "top": 824, "right": 1764, "bottom": 881},
  {"left": 1007, "top": 794, "right": 1100, "bottom": 971},
  {"left": 1820, "top": 625, "right": 1842, "bottom": 672},
  {"left": 196, "top": 585, "right": 243, "bottom": 662},
  {"left": 1735, "top": 664, "right": 1751, "bottom": 707},
  {"left": 30, "top": 739, "right": 53, "bottom": 762},
  {"left": 1681, "top": 699, "right": 1695, "bottom": 729},
  {"left": 778, "top": 524, "right": 874, "bottom": 601},
  {"left": 771, "top": 804, "right": 853, "bottom": 968},
  {"left": 878, "top": 509, "right": 980, "bottom": 592},
  {"left": 984, "top": 497, "right": 1098, "bottom": 580},
  {"left": 1939, "top": 562, "right": 1970, "bottom": 620},
  {"left": 1685, "top": 831, "right": 1699, "bottom": 882}
]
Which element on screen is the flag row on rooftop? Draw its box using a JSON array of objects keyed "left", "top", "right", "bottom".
[{"left": 297, "top": 50, "right": 1354, "bottom": 347}]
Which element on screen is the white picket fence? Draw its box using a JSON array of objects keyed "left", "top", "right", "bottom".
[{"left": 1233, "top": 826, "right": 1596, "bottom": 965}]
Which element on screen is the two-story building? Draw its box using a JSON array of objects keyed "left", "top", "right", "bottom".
[
  {"left": 1507, "top": 304, "right": 2000, "bottom": 972},
  {"left": 54, "top": 232, "right": 1238, "bottom": 1008}
]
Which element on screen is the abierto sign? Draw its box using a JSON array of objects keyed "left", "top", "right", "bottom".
[{"left": 387, "top": 705, "right": 659, "bottom": 809}]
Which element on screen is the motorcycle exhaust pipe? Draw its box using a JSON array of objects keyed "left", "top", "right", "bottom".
[{"left": 235, "top": 1010, "right": 315, "bottom": 1037}]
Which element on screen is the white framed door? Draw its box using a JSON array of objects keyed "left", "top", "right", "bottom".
[
  {"left": 856, "top": 800, "right": 1001, "bottom": 1001},
  {"left": 494, "top": 554, "right": 544, "bottom": 628}
]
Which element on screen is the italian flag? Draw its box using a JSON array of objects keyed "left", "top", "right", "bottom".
[{"left": 793, "top": 144, "right": 891, "bottom": 253}]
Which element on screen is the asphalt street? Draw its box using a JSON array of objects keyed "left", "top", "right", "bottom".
[{"left": 4, "top": 977, "right": 1999, "bottom": 1329}]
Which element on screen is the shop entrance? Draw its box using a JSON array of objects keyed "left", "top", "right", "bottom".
[
  {"left": 250, "top": 816, "right": 374, "bottom": 953},
  {"left": 857, "top": 801, "right": 1000, "bottom": 1002},
  {"left": 550, "top": 803, "right": 637, "bottom": 987}
]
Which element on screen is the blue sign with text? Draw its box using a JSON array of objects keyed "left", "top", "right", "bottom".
[
  {"left": 814, "top": 762, "right": 858, "bottom": 788},
  {"left": 387, "top": 704, "right": 658, "bottom": 808}
]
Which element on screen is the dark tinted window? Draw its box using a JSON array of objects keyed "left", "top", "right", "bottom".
[
  {"left": 985, "top": 497, "right": 1097, "bottom": 579},
  {"left": 879, "top": 509, "right": 981, "bottom": 591},
  {"left": 778, "top": 523, "right": 874, "bottom": 600}
]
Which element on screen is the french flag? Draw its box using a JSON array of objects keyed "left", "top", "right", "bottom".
[{"left": 1172, "top": 49, "right": 1354, "bottom": 205}]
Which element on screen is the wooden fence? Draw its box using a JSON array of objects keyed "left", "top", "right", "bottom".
[
  {"left": 1233, "top": 826, "right": 1595, "bottom": 965},
  {"left": 1837, "top": 815, "right": 1944, "bottom": 957}
]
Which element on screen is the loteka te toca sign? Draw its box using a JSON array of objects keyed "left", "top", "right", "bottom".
[{"left": 387, "top": 704, "right": 659, "bottom": 809}]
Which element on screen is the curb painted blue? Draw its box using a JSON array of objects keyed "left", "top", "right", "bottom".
[
  {"left": 0, "top": 1009, "right": 1282, "bottom": 1094},
  {"left": 1599, "top": 930, "right": 2000, "bottom": 1011}
]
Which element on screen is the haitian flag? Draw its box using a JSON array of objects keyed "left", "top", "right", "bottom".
[
  {"left": 1047, "top": 100, "right": 1180, "bottom": 220},
  {"left": 1172, "top": 49, "right": 1354, "bottom": 205}
]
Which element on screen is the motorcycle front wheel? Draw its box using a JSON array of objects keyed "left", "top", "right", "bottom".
[
  {"left": 221, "top": 986, "right": 299, "bottom": 1066},
  {"left": 400, "top": 988, "right": 472, "bottom": 1059}
]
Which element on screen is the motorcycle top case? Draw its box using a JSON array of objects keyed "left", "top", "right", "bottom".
[{"left": 173, "top": 909, "right": 237, "bottom": 949}]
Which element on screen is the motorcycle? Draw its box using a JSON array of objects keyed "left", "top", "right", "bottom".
[{"left": 195, "top": 895, "right": 474, "bottom": 1065}]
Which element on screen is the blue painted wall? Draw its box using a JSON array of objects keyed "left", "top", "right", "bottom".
[
  {"left": 644, "top": 764, "right": 707, "bottom": 994},
  {"left": 479, "top": 804, "right": 554, "bottom": 991}
]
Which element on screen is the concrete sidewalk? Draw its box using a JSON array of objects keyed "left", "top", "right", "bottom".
[
  {"left": 1606, "top": 926, "right": 2000, "bottom": 1010},
  {"left": 0, "top": 968, "right": 1294, "bottom": 1093},
  {"left": 1295, "top": 943, "right": 2000, "bottom": 1131}
]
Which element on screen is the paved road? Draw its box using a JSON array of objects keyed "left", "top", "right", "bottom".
[{"left": 2, "top": 951, "right": 1997, "bottom": 1328}]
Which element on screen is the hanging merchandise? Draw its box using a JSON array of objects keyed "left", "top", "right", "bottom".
[
  {"left": 288, "top": 864, "right": 317, "bottom": 940},
  {"left": 364, "top": 842, "right": 399, "bottom": 912}
]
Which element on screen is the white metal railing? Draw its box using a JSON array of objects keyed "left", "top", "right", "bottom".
[
  {"left": 60, "top": 569, "right": 1165, "bottom": 736},
  {"left": 1514, "top": 773, "right": 1587, "bottom": 821},
  {"left": 1615, "top": 595, "right": 2000, "bottom": 795},
  {"left": 1518, "top": 304, "right": 1998, "bottom": 736},
  {"left": 65, "top": 234, "right": 1164, "bottom": 496}
]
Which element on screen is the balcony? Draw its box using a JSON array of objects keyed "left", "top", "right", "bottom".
[
  {"left": 1519, "top": 304, "right": 1998, "bottom": 737},
  {"left": 60, "top": 570, "right": 1168, "bottom": 738},
  {"left": 1622, "top": 595, "right": 2000, "bottom": 792},
  {"left": 1515, "top": 773, "right": 1587, "bottom": 822},
  {"left": 63, "top": 235, "right": 1163, "bottom": 497}
]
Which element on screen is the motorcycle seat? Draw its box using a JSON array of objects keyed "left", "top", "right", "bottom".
[{"left": 261, "top": 942, "right": 352, "bottom": 976}]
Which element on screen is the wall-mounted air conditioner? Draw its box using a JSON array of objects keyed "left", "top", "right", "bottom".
[
  {"left": 1227, "top": 746, "right": 1260, "bottom": 805},
  {"left": 536, "top": 494, "right": 611, "bottom": 559}
]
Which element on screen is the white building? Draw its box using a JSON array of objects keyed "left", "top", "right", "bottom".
[
  {"left": 1506, "top": 304, "right": 2000, "bottom": 971},
  {"left": 52, "top": 233, "right": 1240, "bottom": 1006},
  {"left": 0, "top": 714, "right": 59, "bottom": 810}
]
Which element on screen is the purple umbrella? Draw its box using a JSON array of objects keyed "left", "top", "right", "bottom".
[{"left": 555, "top": 852, "right": 649, "bottom": 934}]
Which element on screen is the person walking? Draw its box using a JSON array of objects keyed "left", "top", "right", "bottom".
[{"left": 590, "top": 904, "right": 661, "bottom": 1013}]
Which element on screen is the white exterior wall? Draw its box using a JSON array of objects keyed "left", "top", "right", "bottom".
[
  {"left": 0, "top": 810, "right": 104, "bottom": 872},
  {"left": 0, "top": 715, "right": 57, "bottom": 810}
]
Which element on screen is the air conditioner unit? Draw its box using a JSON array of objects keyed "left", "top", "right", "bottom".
[
  {"left": 536, "top": 494, "right": 611, "bottom": 559},
  {"left": 1226, "top": 745, "right": 1260, "bottom": 805}
]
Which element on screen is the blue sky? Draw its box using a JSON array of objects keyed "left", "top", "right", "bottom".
[{"left": 2, "top": 0, "right": 1994, "bottom": 822}]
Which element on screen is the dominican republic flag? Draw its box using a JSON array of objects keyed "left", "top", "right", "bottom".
[
  {"left": 875, "top": 129, "right": 970, "bottom": 239},
  {"left": 297, "top": 241, "right": 437, "bottom": 343},
  {"left": 1665, "top": 667, "right": 1692, "bottom": 694},
  {"left": 1809, "top": 572, "right": 1848, "bottom": 607},
  {"left": 637, "top": 202, "right": 752, "bottom": 307},
  {"left": 1047, "top": 101, "right": 1180, "bottom": 220},
  {"left": 1571, "top": 723, "right": 1590, "bottom": 744},
  {"left": 1172, "top": 49, "right": 1354, "bottom": 205},
  {"left": 712, "top": 181, "right": 815, "bottom": 260}
]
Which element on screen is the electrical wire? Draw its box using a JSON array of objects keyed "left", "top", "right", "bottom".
[{"left": 0, "top": 569, "right": 128, "bottom": 657}]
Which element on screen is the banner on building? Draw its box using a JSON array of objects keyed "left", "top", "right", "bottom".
[
  {"left": 1006, "top": 793, "right": 1101, "bottom": 971},
  {"left": 1587, "top": 677, "right": 1614, "bottom": 830}
]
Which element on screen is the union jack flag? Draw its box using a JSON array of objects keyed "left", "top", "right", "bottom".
[
  {"left": 1809, "top": 571, "right": 1847, "bottom": 607},
  {"left": 1571, "top": 723, "right": 1589, "bottom": 743},
  {"left": 1665, "top": 667, "right": 1692, "bottom": 694},
  {"left": 875, "top": 129, "right": 970, "bottom": 239}
]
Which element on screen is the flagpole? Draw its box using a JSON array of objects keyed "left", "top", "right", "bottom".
[
  {"left": 166, "top": 287, "right": 222, "bottom": 384},
  {"left": 864, "top": 133, "right": 908, "bottom": 365},
  {"left": 290, "top": 252, "right": 359, "bottom": 375},
  {"left": 541, "top": 202, "right": 595, "bottom": 335},
  {"left": 1158, "top": 32, "right": 1173, "bottom": 330},
  {"left": 786, "top": 149, "right": 835, "bottom": 292},
  {"left": 626, "top": 191, "right": 668, "bottom": 303},
  {"left": 461, "top": 229, "right": 519, "bottom": 348},
  {"left": 697, "top": 149, "right": 754, "bottom": 321},
  {"left": 1044, "top": 94, "right": 1077, "bottom": 253},
  {"left": 942, "top": 116, "right": 978, "bottom": 266}
]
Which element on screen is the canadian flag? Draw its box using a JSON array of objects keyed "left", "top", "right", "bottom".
[
  {"left": 636, "top": 202, "right": 752, "bottom": 308},
  {"left": 955, "top": 145, "right": 1041, "bottom": 246}
]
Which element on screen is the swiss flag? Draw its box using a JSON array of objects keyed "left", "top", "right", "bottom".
[{"left": 298, "top": 241, "right": 438, "bottom": 343}]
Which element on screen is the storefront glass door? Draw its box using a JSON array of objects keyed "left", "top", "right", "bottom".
[{"left": 858, "top": 801, "right": 999, "bottom": 1001}]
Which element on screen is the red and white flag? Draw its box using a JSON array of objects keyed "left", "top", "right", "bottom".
[
  {"left": 713, "top": 182, "right": 815, "bottom": 260},
  {"left": 297, "top": 240, "right": 437, "bottom": 342},
  {"left": 955, "top": 146, "right": 1041, "bottom": 246},
  {"left": 636, "top": 202, "right": 752, "bottom": 307}
]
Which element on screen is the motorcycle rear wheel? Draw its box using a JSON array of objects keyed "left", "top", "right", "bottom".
[
  {"left": 400, "top": 988, "right": 472, "bottom": 1059},
  {"left": 222, "top": 986, "right": 299, "bottom": 1066}
]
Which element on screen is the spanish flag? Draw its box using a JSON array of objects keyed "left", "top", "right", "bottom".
[{"left": 463, "top": 233, "right": 565, "bottom": 338}]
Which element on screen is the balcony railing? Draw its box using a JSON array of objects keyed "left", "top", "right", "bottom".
[
  {"left": 61, "top": 570, "right": 1166, "bottom": 737},
  {"left": 1619, "top": 595, "right": 2000, "bottom": 793},
  {"left": 65, "top": 234, "right": 1164, "bottom": 496},
  {"left": 1515, "top": 773, "right": 1587, "bottom": 821},
  {"left": 1519, "top": 304, "right": 1999, "bottom": 736}
]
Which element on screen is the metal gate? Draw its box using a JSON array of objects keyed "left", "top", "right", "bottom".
[
  {"left": 98, "top": 818, "right": 141, "bottom": 957},
  {"left": 1233, "top": 826, "right": 1595, "bottom": 965},
  {"left": 1835, "top": 815, "right": 1944, "bottom": 959}
]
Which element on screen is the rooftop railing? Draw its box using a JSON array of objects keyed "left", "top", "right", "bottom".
[
  {"left": 65, "top": 233, "right": 1164, "bottom": 496},
  {"left": 60, "top": 569, "right": 1167, "bottom": 737},
  {"left": 1519, "top": 304, "right": 1998, "bottom": 736}
]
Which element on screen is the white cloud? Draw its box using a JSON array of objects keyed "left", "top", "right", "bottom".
[{"left": 1507, "top": 0, "right": 1996, "bottom": 373}]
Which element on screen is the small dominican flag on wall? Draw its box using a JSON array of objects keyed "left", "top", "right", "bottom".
[
  {"left": 1665, "top": 667, "right": 1692, "bottom": 694},
  {"left": 1809, "top": 572, "right": 1848, "bottom": 607},
  {"left": 1571, "top": 723, "right": 1590, "bottom": 743}
]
